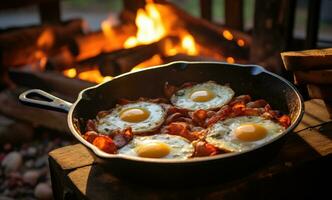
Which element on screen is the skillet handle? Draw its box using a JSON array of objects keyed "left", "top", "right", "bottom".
[{"left": 19, "top": 89, "right": 72, "bottom": 113}]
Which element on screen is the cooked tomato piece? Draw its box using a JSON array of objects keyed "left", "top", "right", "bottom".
[
  {"left": 93, "top": 136, "right": 117, "bottom": 154},
  {"left": 278, "top": 115, "right": 291, "bottom": 128},
  {"left": 83, "top": 131, "right": 98, "bottom": 143}
]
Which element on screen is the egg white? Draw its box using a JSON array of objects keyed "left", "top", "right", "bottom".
[
  {"left": 96, "top": 102, "right": 166, "bottom": 135},
  {"left": 118, "top": 134, "right": 194, "bottom": 159},
  {"left": 206, "top": 116, "right": 285, "bottom": 152},
  {"left": 170, "top": 81, "right": 234, "bottom": 110}
]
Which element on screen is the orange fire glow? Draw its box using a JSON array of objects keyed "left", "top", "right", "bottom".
[
  {"left": 131, "top": 54, "right": 163, "bottom": 72},
  {"left": 226, "top": 57, "right": 235, "bottom": 64},
  {"left": 222, "top": 30, "right": 233, "bottom": 41},
  {"left": 237, "top": 39, "right": 245, "bottom": 47}
]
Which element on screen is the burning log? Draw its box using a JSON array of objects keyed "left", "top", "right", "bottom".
[
  {"left": 45, "top": 24, "right": 136, "bottom": 70},
  {"left": 0, "top": 19, "right": 85, "bottom": 67},
  {"left": 78, "top": 36, "right": 178, "bottom": 76}
]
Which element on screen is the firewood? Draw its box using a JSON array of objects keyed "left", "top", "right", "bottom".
[
  {"left": 281, "top": 48, "right": 332, "bottom": 71},
  {"left": 8, "top": 68, "right": 93, "bottom": 100},
  {"left": 0, "top": 89, "right": 70, "bottom": 133},
  {"left": 0, "top": 19, "right": 85, "bottom": 67},
  {"left": 294, "top": 70, "right": 332, "bottom": 85}
]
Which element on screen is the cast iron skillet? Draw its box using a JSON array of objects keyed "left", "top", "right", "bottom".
[{"left": 19, "top": 61, "right": 304, "bottom": 184}]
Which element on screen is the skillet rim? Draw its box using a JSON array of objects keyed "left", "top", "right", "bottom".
[{"left": 67, "top": 61, "right": 305, "bottom": 164}]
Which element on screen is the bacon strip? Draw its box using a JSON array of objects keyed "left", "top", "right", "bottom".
[
  {"left": 164, "top": 82, "right": 178, "bottom": 98},
  {"left": 193, "top": 141, "right": 219, "bottom": 157},
  {"left": 86, "top": 119, "right": 97, "bottom": 132},
  {"left": 111, "top": 127, "right": 134, "bottom": 148},
  {"left": 192, "top": 109, "right": 208, "bottom": 127},
  {"left": 165, "top": 122, "right": 201, "bottom": 141}
]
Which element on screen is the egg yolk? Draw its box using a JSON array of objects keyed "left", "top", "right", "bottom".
[
  {"left": 235, "top": 124, "right": 267, "bottom": 141},
  {"left": 120, "top": 108, "right": 150, "bottom": 123},
  {"left": 136, "top": 142, "right": 171, "bottom": 158},
  {"left": 190, "top": 90, "right": 215, "bottom": 102}
]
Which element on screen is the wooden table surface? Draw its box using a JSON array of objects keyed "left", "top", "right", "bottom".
[{"left": 48, "top": 99, "right": 332, "bottom": 200}]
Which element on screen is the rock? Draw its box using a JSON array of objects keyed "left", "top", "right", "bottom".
[
  {"left": 26, "top": 147, "right": 37, "bottom": 157},
  {"left": 34, "top": 183, "right": 52, "bottom": 200},
  {"left": 2, "top": 152, "right": 22, "bottom": 174},
  {"left": 24, "top": 160, "right": 35, "bottom": 169},
  {"left": 34, "top": 155, "right": 48, "bottom": 168},
  {"left": 6, "top": 172, "right": 23, "bottom": 189},
  {"left": 0, "top": 117, "right": 34, "bottom": 145},
  {"left": 23, "top": 170, "right": 40, "bottom": 186},
  {"left": 0, "top": 195, "right": 15, "bottom": 200}
]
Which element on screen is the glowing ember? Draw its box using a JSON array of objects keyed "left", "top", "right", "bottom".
[
  {"left": 78, "top": 69, "right": 112, "bottom": 83},
  {"left": 237, "top": 39, "right": 245, "bottom": 47},
  {"left": 62, "top": 68, "right": 112, "bottom": 83},
  {"left": 124, "top": 2, "right": 166, "bottom": 48},
  {"left": 226, "top": 57, "right": 235, "bottom": 64},
  {"left": 131, "top": 54, "right": 163, "bottom": 72},
  {"left": 222, "top": 30, "right": 233, "bottom": 41},
  {"left": 63, "top": 68, "right": 77, "bottom": 78}
]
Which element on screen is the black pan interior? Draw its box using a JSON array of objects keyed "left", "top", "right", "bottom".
[{"left": 72, "top": 62, "right": 303, "bottom": 134}]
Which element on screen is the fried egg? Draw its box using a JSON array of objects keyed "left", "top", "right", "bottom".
[
  {"left": 206, "top": 116, "right": 285, "bottom": 152},
  {"left": 96, "top": 102, "right": 165, "bottom": 135},
  {"left": 170, "top": 81, "right": 234, "bottom": 110},
  {"left": 118, "top": 134, "right": 194, "bottom": 159}
]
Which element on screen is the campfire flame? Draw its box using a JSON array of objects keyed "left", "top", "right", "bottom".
[
  {"left": 61, "top": 1, "right": 244, "bottom": 83},
  {"left": 35, "top": 29, "right": 55, "bottom": 70},
  {"left": 124, "top": 2, "right": 166, "bottom": 48}
]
